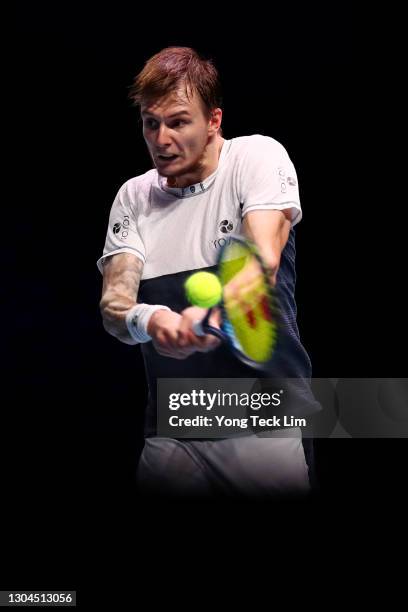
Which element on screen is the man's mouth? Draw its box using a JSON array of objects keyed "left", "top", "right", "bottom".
[{"left": 157, "top": 154, "right": 178, "bottom": 162}]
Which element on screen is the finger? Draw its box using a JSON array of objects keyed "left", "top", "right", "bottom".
[
  {"left": 155, "top": 345, "right": 194, "bottom": 359},
  {"left": 153, "top": 331, "right": 193, "bottom": 357},
  {"left": 162, "top": 328, "right": 189, "bottom": 352},
  {"left": 194, "top": 334, "right": 221, "bottom": 352},
  {"left": 208, "top": 308, "right": 222, "bottom": 328},
  {"left": 177, "top": 310, "right": 206, "bottom": 346},
  {"left": 177, "top": 321, "right": 209, "bottom": 349}
]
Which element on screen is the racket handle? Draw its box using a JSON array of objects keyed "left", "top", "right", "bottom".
[{"left": 193, "top": 320, "right": 205, "bottom": 337}]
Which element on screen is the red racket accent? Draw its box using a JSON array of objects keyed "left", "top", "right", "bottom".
[
  {"left": 260, "top": 294, "right": 273, "bottom": 322},
  {"left": 246, "top": 308, "right": 257, "bottom": 328}
]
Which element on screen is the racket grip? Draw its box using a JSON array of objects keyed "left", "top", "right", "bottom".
[{"left": 193, "top": 320, "right": 205, "bottom": 337}]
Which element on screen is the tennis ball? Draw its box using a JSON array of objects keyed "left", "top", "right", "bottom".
[{"left": 185, "top": 271, "right": 222, "bottom": 308}]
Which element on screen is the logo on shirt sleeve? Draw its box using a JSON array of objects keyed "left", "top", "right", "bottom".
[
  {"left": 278, "top": 168, "right": 287, "bottom": 193},
  {"left": 278, "top": 167, "right": 297, "bottom": 192},
  {"left": 112, "top": 215, "right": 130, "bottom": 240}
]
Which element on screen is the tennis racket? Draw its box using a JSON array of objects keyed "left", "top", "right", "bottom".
[{"left": 187, "top": 236, "right": 279, "bottom": 369}]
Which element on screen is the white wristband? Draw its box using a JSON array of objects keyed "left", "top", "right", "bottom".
[{"left": 125, "top": 303, "right": 171, "bottom": 344}]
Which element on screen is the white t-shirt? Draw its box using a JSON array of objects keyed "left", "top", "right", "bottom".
[
  {"left": 97, "top": 133, "right": 320, "bottom": 435},
  {"left": 97, "top": 134, "right": 302, "bottom": 280}
]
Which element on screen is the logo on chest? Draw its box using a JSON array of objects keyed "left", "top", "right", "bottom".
[
  {"left": 219, "top": 219, "right": 234, "bottom": 233},
  {"left": 210, "top": 219, "right": 235, "bottom": 249}
]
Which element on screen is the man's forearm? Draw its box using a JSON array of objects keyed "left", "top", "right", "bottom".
[
  {"left": 242, "top": 209, "right": 291, "bottom": 284},
  {"left": 99, "top": 253, "right": 143, "bottom": 345}
]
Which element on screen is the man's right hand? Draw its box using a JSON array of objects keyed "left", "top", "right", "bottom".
[{"left": 147, "top": 308, "right": 220, "bottom": 359}]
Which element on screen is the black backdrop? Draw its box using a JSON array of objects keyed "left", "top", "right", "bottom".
[{"left": 5, "top": 4, "right": 406, "bottom": 599}]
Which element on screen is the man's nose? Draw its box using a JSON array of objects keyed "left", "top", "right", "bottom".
[{"left": 156, "top": 123, "right": 172, "bottom": 147}]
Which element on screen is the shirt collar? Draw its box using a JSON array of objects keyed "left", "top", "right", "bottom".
[{"left": 158, "top": 139, "right": 228, "bottom": 198}]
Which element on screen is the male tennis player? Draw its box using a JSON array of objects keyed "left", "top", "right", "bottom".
[{"left": 98, "top": 47, "right": 320, "bottom": 498}]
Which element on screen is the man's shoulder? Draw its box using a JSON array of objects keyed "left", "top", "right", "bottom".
[
  {"left": 229, "top": 134, "right": 288, "bottom": 158},
  {"left": 118, "top": 168, "right": 158, "bottom": 200}
]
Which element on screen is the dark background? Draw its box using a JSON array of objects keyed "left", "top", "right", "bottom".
[{"left": 4, "top": 3, "right": 406, "bottom": 600}]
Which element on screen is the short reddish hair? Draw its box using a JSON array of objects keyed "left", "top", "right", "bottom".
[{"left": 129, "top": 47, "right": 223, "bottom": 117}]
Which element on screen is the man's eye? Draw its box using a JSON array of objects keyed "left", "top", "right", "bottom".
[
  {"left": 171, "top": 120, "right": 187, "bottom": 128},
  {"left": 145, "top": 119, "right": 158, "bottom": 129}
]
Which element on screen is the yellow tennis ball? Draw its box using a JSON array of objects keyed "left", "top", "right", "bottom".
[{"left": 185, "top": 271, "right": 222, "bottom": 308}]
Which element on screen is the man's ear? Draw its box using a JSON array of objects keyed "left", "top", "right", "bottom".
[{"left": 208, "top": 108, "right": 223, "bottom": 134}]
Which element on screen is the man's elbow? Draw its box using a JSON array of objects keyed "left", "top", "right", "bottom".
[{"left": 261, "top": 256, "right": 280, "bottom": 286}]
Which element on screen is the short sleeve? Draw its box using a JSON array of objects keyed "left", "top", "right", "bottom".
[
  {"left": 96, "top": 182, "right": 146, "bottom": 274},
  {"left": 239, "top": 135, "right": 302, "bottom": 227}
]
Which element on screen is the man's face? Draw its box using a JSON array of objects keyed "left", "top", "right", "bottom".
[{"left": 141, "top": 87, "right": 217, "bottom": 182}]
